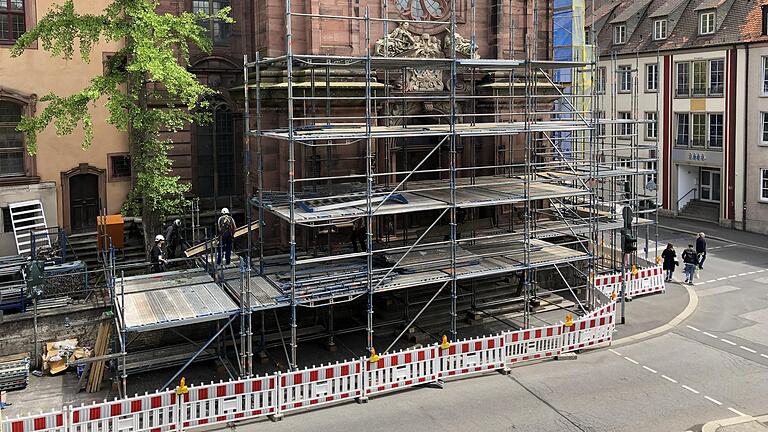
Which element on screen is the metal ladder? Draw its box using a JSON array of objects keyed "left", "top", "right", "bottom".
[{"left": 8, "top": 200, "right": 51, "bottom": 255}]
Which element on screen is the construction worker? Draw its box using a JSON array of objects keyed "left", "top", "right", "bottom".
[
  {"left": 150, "top": 234, "right": 168, "bottom": 273},
  {"left": 164, "top": 219, "right": 182, "bottom": 260},
  {"left": 217, "top": 208, "right": 236, "bottom": 265},
  {"left": 350, "top": 218, "right": 366, "bottom": 253}
]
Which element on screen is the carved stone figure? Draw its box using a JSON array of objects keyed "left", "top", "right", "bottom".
[
  {"left": 414, "top": 33, "right": 442, "bottom": 58},
  {"left": 444, "top": 32, "right": 478, "bottom": 58},
  {"left": 374, "top": 23, "right": 416, "bottom": 57}
]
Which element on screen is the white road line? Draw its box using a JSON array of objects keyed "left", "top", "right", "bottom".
[
  {"left": 747, "top": 271, "right": 757, "bottom": 275},
  {"left": 738, "top": 273, "right": 748, "bottom": 276},
  {"left": 705, "top": 279, "right": 717, "bottom": 283},
  {"left": 661, "top": 375, "right": 678, "bottom": 384},
  {"left": 681, "top": 385, "right": 700, "bottom": 394},
  {"left": 716, "top": 277, "right": 727, "bottom": 281},
  {"left": 758, "top": 269, "right": 766, "bottom": 273},
  {"left": 608, "top": 349, "right": 622, "bottom": 356},
  {"left": 642, "top": 365, "right": 658, "bottom": 374},
  {"left": 702, "top": 331, "right": 718, "bottom": 338},
  {"left": 740, "top": 346, "right": 757, "bottom": 354},
  {"left": 727, "top": 275, "right": 737, "bottom": 278},
  {"left": 728, "top": 407, "right": 749, "bottom": 417},
  {"left": 721, "top": 338, "right": 737, "bottom": 346},
  {"left": 761, "top": 354, "right": 768, "bottom": 360},
  {"left": 624, "top": 356, "right": 639, "bottom": 365},
  {"left": 704, "top": 396, "right": 723, "bottom": 406},
  {"left": 686, "top": 325, "right": 700, "bottom": 332}
]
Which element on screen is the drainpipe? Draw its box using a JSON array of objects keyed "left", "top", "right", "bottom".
[{"left": 743, "top": 44, "right": 749, "bottom": 231}]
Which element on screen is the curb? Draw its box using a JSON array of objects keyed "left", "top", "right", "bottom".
[
  {"left": 659, "top": 224, "right": 768, "bottom": 253},
  {"left": 702, "top": 414, "right": 768, "bottom": 432},
  {"left": 612, "top": 283, "right": 698, "bottom": 347}
]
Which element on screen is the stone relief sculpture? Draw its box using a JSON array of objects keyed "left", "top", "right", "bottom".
[{"left": 374, "top": 24, "right": 479, "bottom": 92}]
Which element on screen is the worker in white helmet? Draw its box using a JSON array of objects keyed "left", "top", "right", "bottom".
[
  {"left": 164, "top": 218, "right": 182, "bottom": 260},
  {"left": 151, "top": 234, "right": 167, "bottom": 272},
  {"left": 217, "top": 208, "right": 237, "bottom": 265}
]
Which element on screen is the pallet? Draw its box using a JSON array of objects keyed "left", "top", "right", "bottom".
[{"left": 184, "top": 221, "right": 260, "bottom": 257}]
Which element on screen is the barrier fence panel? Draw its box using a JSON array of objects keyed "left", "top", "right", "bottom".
[
  {"left": 504, "top": 325, "right": 563, "bottom": 367},
  {"left": 438, "top": 334, "right": 506, "bottom": 379},
  {"left": 69, "top": 391, "right": 177, "bottom": 432},
  {"left": 3, "top": 300, "right": 621, "bottom": 432},
  {"left": 278, "top": 360, "right": 363, "bottom": 413},
  {"left": 365, "top": 346, "right": 439, "bottom": 397},
  {"left": 2, "top": 411, "right": 66, "bottom": 432},
  {"left": 627, "top": 265, "right": 665, "bottom": 298},
  {"left": 180, "top": 375, "right": 277, "bottom": 429},
  {"left": 562, "top": 303, "right": 616, "bottom": 353}
]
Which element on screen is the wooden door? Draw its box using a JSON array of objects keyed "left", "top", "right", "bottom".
[{"left": 70, "top": 173, "right": 99, "bottom": 232}]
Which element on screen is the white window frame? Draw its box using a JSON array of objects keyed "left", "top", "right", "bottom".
[
  {"left": 618, "top": 111, "right": 633, "bottom": 138},
  {"left": 645, "top": 111, "right": 658, "bottom": 140},
  {"left": 761, "top": 168, "right": 768, "bottom": 202},
  {"left": 645, "top": 161, "right": 658, "bottom": 186},
  {"left": 646, "top": 63, "right": 658, "bottom": 92},
  {"left": 654, "top": 19, "right": 667, "bottom": 40},
  {"left": 614, "top": 24, "right": 626, "bottom": 44},
  {"left": 699, "top": 11, "right": 715, "bottom": 35},
  {"left": 761, "top": 112, "right": 768, "bottom": 146},
  {"left": 762, "top": 57, "right": 768, "bottom": 96},
  {"left": 597, "top": 66, "right": 606, "bottom": 94},
  {"left": 618, "top": 65, "right": 632, "bottom": 93}
]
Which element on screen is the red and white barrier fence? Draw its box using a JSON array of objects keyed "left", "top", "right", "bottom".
[
  {"left": 2, "top": 300, "right": 618, "bottom": 432},
  {"left": 595, "top": 264, "right": 666, "bottom": 300}
]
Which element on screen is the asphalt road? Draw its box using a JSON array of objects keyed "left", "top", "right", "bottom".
[{"left": 218, "top": 225, "right": 768, "bottom": 432}]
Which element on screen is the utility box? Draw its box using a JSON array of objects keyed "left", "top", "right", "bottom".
[{"left": 97, "top": 214, "right": 124, "bottom": 250}]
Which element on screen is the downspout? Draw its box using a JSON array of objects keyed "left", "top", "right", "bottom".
[{"left": 743, "top": 44, "right": 749, "bottom": 231}]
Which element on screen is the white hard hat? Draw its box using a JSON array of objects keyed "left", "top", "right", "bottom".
[
  {"left": 174, "top": 219, "right": 181, "bottom": 226},
  {"left": 155, "top": 234, "right": 165, "bottom": 242},
  {"left": 221, "top": 207, "right": 230, "bottom": 215}
]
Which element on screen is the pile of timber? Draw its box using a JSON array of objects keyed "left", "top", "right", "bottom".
[
  {"left": 0, "top": 353, "right": 30, "bottom": 391},
  {"left": 87, "top": 322, "right": 111, "bottom": 393}
]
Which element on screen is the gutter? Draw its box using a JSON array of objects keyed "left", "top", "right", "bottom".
[{"left": 742, "top": 44, "right": 749, "bottom": 231}]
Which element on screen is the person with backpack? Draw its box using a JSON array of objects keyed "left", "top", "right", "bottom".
[
  {"left": 661, "top": 243, "right": 678, "bottom": 282},
  {"left": 164, "top": 219, "right": 182, "bottom": 260},
  {"left": 681, "top": 244, "right": 698, "bottom": 285},
  {"left": 696, "top": 232, "right": 707, "bottom": 270},
  {"left": 217, "top": 207, "right": 237, "bottom": 265}
]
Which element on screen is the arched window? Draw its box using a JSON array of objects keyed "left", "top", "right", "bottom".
[
  {"left": 195, "top": 102, "right": 237, "bottom": 203},
  {"left": 0, "top": 100, "right": 25, "bottom": 176}
]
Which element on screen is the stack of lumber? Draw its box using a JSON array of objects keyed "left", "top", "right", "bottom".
[
  {"left": 0, "top": 353, "right": 30, "bottom": 391},
  {"left": 87, "top": 322, "right": 111, "bottom": 393}
]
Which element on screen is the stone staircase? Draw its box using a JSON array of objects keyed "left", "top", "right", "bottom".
[{"left": 678, "top": 199, "right": 719, "bottom": 223}]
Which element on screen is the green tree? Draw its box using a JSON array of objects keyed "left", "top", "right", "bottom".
[{"left": 10, "top": 0, "right": 231, "bottom": 253}]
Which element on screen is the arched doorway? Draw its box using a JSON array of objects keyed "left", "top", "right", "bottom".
[
  {"left": 61, "top": 164, "right": 106, "bottom": 233},
  {"left": 69, "top": 173, "right": 99, "bottom": 232}
]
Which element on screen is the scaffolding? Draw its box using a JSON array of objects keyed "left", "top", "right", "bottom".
[
  {"left": 240, "top": 0, "right": 657, "bottom": 372},
  {"left": 99, "top": 0, "right": 657, "bottom": 390}
]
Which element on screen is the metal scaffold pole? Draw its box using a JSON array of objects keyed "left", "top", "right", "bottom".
[
  {"left": 449, "top": 0, "right": 459, "bottom": 342},
  {"left": 285, "top": 0, "right": 298, "bottom": 371},
  {"left": 364, "top": 8, "right": 375, "bottom": 355}
]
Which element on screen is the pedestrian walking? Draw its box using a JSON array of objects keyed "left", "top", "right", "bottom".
[
  {"left": 661, "top": 243, "right": 677, "bottom": 282},
  {"left": 217, "top": 207, "right": 237, "bottom": 265},
  {"left": 682, "top": 244, "right": 698, "bottom": 284},
  {"left": 164, "top": 219, "right": 182, "bottom": 260},
  {"left": 696, "top": 232, "right": 707, "bottom": 269},
  {"left": 150, "top": 234, "right": 168, "bottom": 273}
]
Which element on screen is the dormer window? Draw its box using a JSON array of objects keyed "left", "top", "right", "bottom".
[
  {"left": 654, "top": 19, "right": 667, "bottom": 40},
  {"left": 699, "top": 11, "right": 715, "bottom": 35},
  {"left": 614, "top": 24, "right": 626, "bottom": 44}
]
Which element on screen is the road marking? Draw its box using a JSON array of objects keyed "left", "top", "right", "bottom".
[
  {"left": 740, "top": 346, "right": 757, "bottom": 354},
  {"left": 738, "top": 272, "right": 748, "bottom": 276},
  {"left": 728, "top": 407, "right": 749, "bottom": 417},
  {"left": 716, "top": 277, "right": 727, "bottom": 281},
  {"left": 608, "top": 349, "right": 622, "bottom": 356},
  {"left": 702, "top": 331, "right": 718, "bottom": 338},
  {"left": 624, "top": 356, "right": 639, "bottom": 365},
  {"left": 686, "top": 325, "right": 700, "bottom": 332},
  {"left": 747, "top": 271, "right": 757, "bottom": 275},
  {"left": 681, "top": 385, "right": 700, "bottom": 394},
  {"left": 721, "top": 338, "right": 737, "bottom": 346},
  {"left": 705, "top": 279, "right": 717, "bottom": 283},
  {"left": 662, "top": 375, "right": 678, "bottom": 384},
  {"left": 727, "top": 275, "right": 737, "bottom": 279},
  {"left": 704, "top": 396, "right": 723, "bottom": 406},
  {"left": 761, "top": 354, "right": 768, "bottom": 360},
  {"left": 642, "top": 365, "right": 657, "bottom": 374},
  {"left": 759, "top": 269, "right": 766, "bottom": 273}
]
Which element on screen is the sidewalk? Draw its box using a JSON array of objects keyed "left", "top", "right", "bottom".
[
  {"left": 702, "top": 414, "right": 768, "bottom": 432},
  {"left": 659, "top": 216, "right": 768, "bottom": 250}
]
